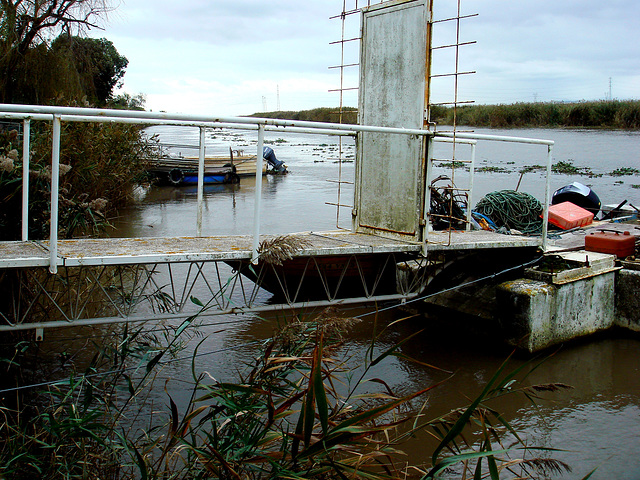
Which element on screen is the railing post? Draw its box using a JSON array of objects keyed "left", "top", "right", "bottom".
[
  {"left": 49, "top": 115, "right": 61, "bottom": 274},
  {"left": 22, "top": 119, "right": 31, "bottom": 241},
  {"left": 196, "top": 126, "right": 206, "bottom": 236},
  {"left": 422, "top": 135, "right": 434, "bottom": 255},
  {"left": 466, "top": 142, "right": 476, "bottom": 231},
  {"left": 542, "top": 143, "right": 554, "bottom": 251},
  {"left": 251, "top": 125, "right": 265, "bottom": 264}
]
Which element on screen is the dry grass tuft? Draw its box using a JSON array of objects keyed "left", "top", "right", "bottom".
[{"left": 257, "top": 235, "right": 311, "bottom": 265}]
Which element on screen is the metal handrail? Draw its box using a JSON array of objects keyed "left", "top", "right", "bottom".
[{"left": 0, "top": 103, "right": 554, "bottom": 273}]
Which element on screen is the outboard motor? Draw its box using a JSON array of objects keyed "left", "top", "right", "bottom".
[
  {"left": 263, "top": 146, "right": 287, "bottom": 173},
  {"left": 552, "top": 182, "right": 601, "bottom": 215}
]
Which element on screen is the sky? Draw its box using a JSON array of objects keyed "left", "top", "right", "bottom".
[{"left": 91, "top": 0, "right": 640, "bottom": 116}]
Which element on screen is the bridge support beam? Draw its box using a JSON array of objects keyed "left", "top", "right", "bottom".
[{"left": 0, "top": 251, "right": 428, "bottom": 333}]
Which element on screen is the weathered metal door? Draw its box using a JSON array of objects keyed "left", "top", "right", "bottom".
[{"left": 354, "top": 0, "right": 430, "bottom": 242}]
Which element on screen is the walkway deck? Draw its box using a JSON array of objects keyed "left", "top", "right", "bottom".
[{"left": 0, "top": 230, "right": 541, "bottom": 269}]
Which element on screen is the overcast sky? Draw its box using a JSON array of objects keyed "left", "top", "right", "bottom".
[{"left": 94, "top": 0, "right": 639, "bottom": 116}]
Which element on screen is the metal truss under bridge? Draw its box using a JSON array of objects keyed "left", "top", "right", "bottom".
[{"left": 0, "top": 231, "right": 541, "bottom": 339}]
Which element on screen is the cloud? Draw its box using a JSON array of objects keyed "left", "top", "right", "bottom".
[
  {"left": 100, "top": 0, "right": 639, "bottom": 114},
  {"left": 109, "top": 0, "right": 333, "bottom": 46},
  {"left": 437, "top": 0, "right": 640, "bottom": 103}
]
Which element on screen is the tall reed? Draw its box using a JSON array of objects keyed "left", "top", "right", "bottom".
[
  {"left": 431, "top": 100, "right": 640, "bottom": 129},
  {"left": 1, "top": 301, "right": 576, "bottom": 479}
]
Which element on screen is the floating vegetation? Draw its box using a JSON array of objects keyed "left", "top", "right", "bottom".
[
  {"left": 264, "top": 138, "right": 288, "bottom": 145},
  {"left": 552, "top": 160, "right": 581, "bottom": 174},
  {"left": 436, "top": 161, "right": 467, "bottom": 169},
  {"left": 476, "top": 165, "right": 509, "bottom": 173},
  {"left": 609, "top": 167, "right": 640, "bottom": 176},
  {"left": 632, "top": 184, "right": 640, "bottom": 189},
  {"left": 551, "top": 160, "right": 600, "bottom": 177},
  {"left": 519, "top": 165, "right": 546, "bottom": 174}
]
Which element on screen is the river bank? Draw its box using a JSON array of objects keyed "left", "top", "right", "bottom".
[{"left": 252, "top": 100, "right": 640, "bottom": 130}]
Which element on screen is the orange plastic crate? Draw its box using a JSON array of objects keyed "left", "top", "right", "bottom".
[{"left": 547, "top": 201, "right": 594, "bottom": 230}]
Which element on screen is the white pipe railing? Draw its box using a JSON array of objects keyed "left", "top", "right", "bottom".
[
  {"left": 432, "top": 131, "right": 554, "bottom": 250},
  {"left": 0, "top": 112, "right": 358, "bottom": 137},
  {"left": 542, "top": 144, "right": 554, "bottom": 251},
  {"left": 196, "top": 126, "right": 206, "bottom": 236},
  {"left": 0, "top": 104, "right": 429, "bottom": 136},
  {"left": 435, "top": 131, "right": 554, "bottom": 146},
  {"left": 252, "top": 125, "right": 265, "bottom": 264},
  {"left": 468, "top": 143, "right": 477, "bottom": 230},
  {"left": 50, "top": 115, "right": 61, "bottom": 274},
  {"left": 1, "top": 103, "right": 555, "bottom": 274},
  {"left": 21, "top": 119, "right": 30, "bottom": 241}
]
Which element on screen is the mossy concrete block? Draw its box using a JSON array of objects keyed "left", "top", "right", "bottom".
[
  {"left": 615, "top": 269, "right": 640, "bottom": 331},
  {"left": 497, "top": 273, "right": 615, "bottom": 352}
]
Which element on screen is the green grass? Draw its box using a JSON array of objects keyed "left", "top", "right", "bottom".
[
  {"left": 249, "top": 107, "right": 358, "bottom": 124},
  {"left": 253, "top": 100, "right": 640, "bottom": 129},
  {"left": 431, "top": 100, "right": 640, "bottom": 129}
]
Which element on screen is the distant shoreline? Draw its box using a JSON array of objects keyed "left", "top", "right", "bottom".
[{"left": 250, "top": 100, "right": 640, "bottom": 130}]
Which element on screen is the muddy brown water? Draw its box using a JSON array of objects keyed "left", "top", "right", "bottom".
[{"left": 34, "top": 126, "right": 640, "bottom": 478}]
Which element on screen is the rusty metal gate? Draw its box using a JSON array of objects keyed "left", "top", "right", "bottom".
[{"left": 354, "top": 0, "right": 431, "bottom": 241}]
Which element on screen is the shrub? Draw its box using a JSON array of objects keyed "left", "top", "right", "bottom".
[{"left": 0, "top": 112, "right": 159, "bottom": 240}]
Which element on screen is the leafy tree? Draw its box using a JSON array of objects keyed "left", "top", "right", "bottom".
[
  {"left": 0, "top": 0, "right": 113, "bottom": 102},
  {"left": 108, "top": 92, "right": 146, "bottom": 110},
  {"left": 51, "top": 35, "right": 128, "bottom": 105}
]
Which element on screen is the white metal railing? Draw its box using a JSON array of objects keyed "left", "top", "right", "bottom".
[
  {"left": 0, "top": 104, "right": 554, "bottom": 274},
  {"left": 431, "top": 136, "right": 477, "bottom": 231},
  {"left": 431, "top": 131, "right": 554, "bottom": 250}
]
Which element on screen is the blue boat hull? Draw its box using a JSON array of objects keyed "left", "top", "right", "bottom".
[
  {"left": 158, "top": 167, "right": 240, "bottom": 186},
  {"left": 182, "top": 174, "right": 227, "bottom": 184}
]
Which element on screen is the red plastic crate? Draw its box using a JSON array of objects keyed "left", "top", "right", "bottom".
[
  {"left": 547, "top": 201, "right": 594, "bottom": 230},
  {"left": 585, "top": 230, "right": 636, "bottom": 258}
]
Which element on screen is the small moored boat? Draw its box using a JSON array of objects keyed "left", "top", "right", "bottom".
[{"left": 148, "top": 148, "right": 287, "bottom": 186}]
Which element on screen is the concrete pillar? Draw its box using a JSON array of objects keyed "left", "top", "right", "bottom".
[
  {"left": 496, "top": 272, "right": 616, "bottom": 352},
  {"left": 615, "top": 269, "right": 640, "bottom": 332}
]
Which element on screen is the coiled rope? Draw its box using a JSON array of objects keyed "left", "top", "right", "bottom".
[{"left": 474, "top": 190, "right": 543, "bottom": 235}]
